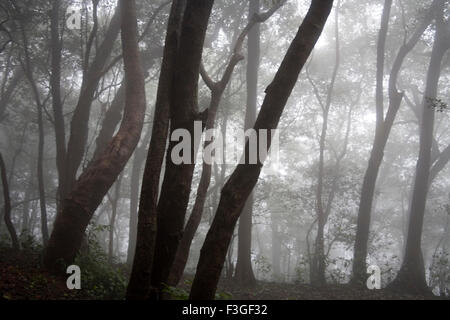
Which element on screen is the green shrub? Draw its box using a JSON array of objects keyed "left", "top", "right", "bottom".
[{"left": 73, "top": 225, "right": 127, "bottom": 300}]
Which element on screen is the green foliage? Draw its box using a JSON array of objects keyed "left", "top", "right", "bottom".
[
  {"left": 295, "top": 256, "right": 308, "bottom": 284},
  {"left": 161, "top": 283, "right": 189, "bottom": 300},
  {"left": 254, "top": 254, "right": 272, "bottom": 279},
  {"left": 429, "top": 249, "right": 450, "bottom": 296},
  {"left": 73, "top": 225, "right": 127, "bottom": 300},
  {"left": 426, "top": 97, "right": 448, "bottom": 113},
  {"left": 327, "top": 256, "right": 352, "bottom": 284},
  {"left": 215, "top": 290, "right": 233, "bottom": 300},
  {"left": 20, "top": 233, "right": 42, "bottom": 253}
]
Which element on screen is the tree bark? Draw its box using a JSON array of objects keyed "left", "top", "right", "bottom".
[
  {"left": 309, "top": 0, "right": 340, "bottom": 286},
  {"left": 63, "top": 5, "right": 122, "bottom": 197},
  {"left": 49, "top": 0, "right": 67, "bottom": 203},
  {"left": 351, "top": 0, "right": 437, "bottom": 285},
  {"left": 167, "top": 0, "right": 284, "bottom": 288},
  {"left": 149, "top": 0, "right": 214, "bottom": 296},
  {"left": 0, "top": 152, "right": 19, "bottom": 250},
  {"left": 126, "top": 0, "right": 186, "bottom": 300},
  {"left": 44, "top": 0, "right": 146, "bottom": 272},
  {"left": 126, "top": 125, "right": 152, "bottom": 267},
  {"left": 234, "top": 0, "right": 261, "bottom": 287},
  {"left": 0, "top": 67, "right": 23, "bottom": 122},
  {"left": 20, "top": 24, "right": 50, "bottom": 246},
  {"left": 189, "top": 0, "right": 334, "bottom": 300},
  {"left": 390, "top": 0, "right": 449, "bottom": 294},
  {"left": 108, "top": 175, "right": 122, "bottom": 263}
]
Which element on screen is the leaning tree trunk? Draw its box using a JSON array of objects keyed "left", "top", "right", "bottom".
[
  {"left": 167, "top": 0, "right": 284, "bottom": 288},
  {"left": 189, "top": 0, "right": 334, "bottom": 300},
  {"left": 351, "top": 0, "right": 438, "bottom": 285},
  {"left": 390, "top": 0, "right": 449, "bottom": 294},
  {"left": 63, "top": 5, "right": 122, "bottom": 197},
  {"left": 44, "top": 0, "right": 146, "bottom": 272},
  {"left": 149, "top": 0, "right": 214, "bottom": 297},
  {"left": 126, "top": 0, "right": 186, "bottom": 300},
  {"left": 0, "top": 153, "right": 19, "bottom": 250}
]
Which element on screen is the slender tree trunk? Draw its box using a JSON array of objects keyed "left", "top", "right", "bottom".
[
  {"left": 93, "top": 49, "right": 162, "bottom": 161},
  {"left": 190, "top": 0, "right": 334, "bottom": 300},
  {"left": 0, "top": 67, "right": 23, "bottom": 122},
  {"left": 50, "top": 0, "right": 67, "bottom": 203},
  {"left": 149, "top": 0, "right": 214, "bottom": 296},
  {"left": 126, "top": 152, "right": 140, "bottom": 267},
  {"left": 20, "top": 24, "right": 50, "bottom": 246},
  {"left": 234, "top": 0, "right": 260, "bottom": 286},
  {"left": 126, "top": 0, "right": 186, "bottom": 300},
  {"left": 63, "top": 5, "right": 122, "bottom": 197},
  {"left": 310, "top": 1, "right": 340, "bottom": 286},
  {"left": 126, "top": 124, "right": 152, "bottom": 266},
  {"left": 37, "top": 95, "right": 49, "bottom": 246},
  {"left": 108, "top": 175, "right": 122, "bottom": 263},
  {"left": 351, "top": 0, "right": 437, "bottom": 284},
  {"left": 0, "top": 153, "right": 19, "bottom": 250},
  {"left": 44, "top": 0, "right": 146, "bottom": 272},
  {"left": 235, "top": 194, "right": 257, "bottom": 284},
  {"left": 271, "top": 210, "right": 281, "bottom": 280},
  {"left": 390, "top": 1, "right": 448, "bottom": 293},
  {"left": 167, "top": 0, "right": 283, "bottom": 288},
  {"left": 21, "top": 160, "right": 35, "bottom": 237},
  {"left": 167, "top": 92, "right": 221, "bottom": 287},
  {"left": 352, "top": 0, "right": 392, "bottom": 284}
]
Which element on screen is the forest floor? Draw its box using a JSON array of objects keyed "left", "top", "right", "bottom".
[
  {"left": 0, "top": 248, "right": 445, "bottom": 300},
  {"left": 180, "top": 275, "right": 443, "bottom": 300}
]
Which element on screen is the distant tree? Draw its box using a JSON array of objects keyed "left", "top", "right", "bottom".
[
  {"left": 0, "top": 152, "right": 19, "bottom": 250},
  {"left": 351, "top": 0, "right": 440, "bottom": 285},
  {"left": 390, "top": 0, "right": 449, "bottom": 294}
]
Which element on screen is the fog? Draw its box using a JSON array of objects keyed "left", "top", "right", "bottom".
[{"left": 0, "top": 0, "right": 449, "bottom": 300}]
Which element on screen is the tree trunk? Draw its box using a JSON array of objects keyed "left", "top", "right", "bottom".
[
  {"left": 126, "top": 125, "right": 152, "bottom": 267},
  {"left": 235, "top": 194, "right": 257, "bottom": 284},
  {"left": 63, "top": 5, "right": 122, "bottom": 197},
  {"left": 390, "top": 0, "right": 448, "bottom": 293},
  {"left": 126, "top": 0, "right": 186, "bottom": 300},
  {"left": 37, "top": 93, "right": 49, "bottom": 246},
  {"left": 351, "top": 0, "right": 437, "bottom": 284},
  {"left": 0, "top": 67, "right": 23, "bottom": 122},
  {"left": 108, "top": 175, "right": 122, "bottom": 263},
  {"left": 20, "top": 23, "right": 50, "bottom": 246},
  {"left": 50, "top": 0, "right": 67, "bottom": 204},
  {"left": 21, "top": 159, "right": 35, "bottom": 237},
  {"left": 167, "top": 0, "right": 284, "bottom": 288},
  {"left": 271, "top": 214, "right": 281, "bottom": 280},
  {"left": 234, "top": 0, "right": 260, "bottom": 287},
  {"left": 93, "top": 48, "right": 162, "bottom": 161},
  {"left": 149, "top": 0, "right": 214, "bottom": 296},
  {"left": 44, "top": 0, "right": 146, "bottom": 272},
  {"left": 310, "top": 1, "right": 340, "bottom": 286},
  {"left": 167, "top": 92, "right": 220, "bottom": 287},
  {"left": 0, "top": 153, "right": 19, "bottom": 250},
  {"left": 189, "top": 0, "right": 334, "bottom": 300}
]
